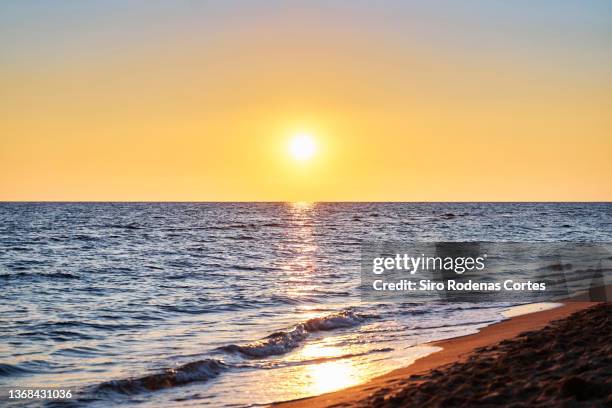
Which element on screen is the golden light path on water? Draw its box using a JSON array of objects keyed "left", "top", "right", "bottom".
[
  {"left": 279, "top": 202, "right": 318, "bottom": 301},
  {"left": 294, "top": 342, "right": 369, "bottom": 394},
  {"left": 304, "top": 356, "right": 364, "bottom": 394},
  {"left": 281, "top": 202, "right": 367, "bottom": 395},
  {"left": 253, "top": 202, "right": 441, "bottom": 400},
  {"left": 269, "top": 341, "right": 440, "bottom": 399}
]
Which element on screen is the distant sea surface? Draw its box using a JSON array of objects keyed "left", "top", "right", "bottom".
[{"left": 1, "top": 203, "right": 611, "bottom": 407}]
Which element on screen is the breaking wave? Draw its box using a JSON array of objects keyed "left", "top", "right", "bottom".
[
  {"left": 221, "top": 310, "right": 367, "bottom": 358},
  {"left": 96, "top": 359, "right": 226, "bottom": 394}
]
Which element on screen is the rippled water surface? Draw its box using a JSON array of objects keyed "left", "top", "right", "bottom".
[{"left": 1, "top": 203, "right": 611, "bottom": 406}]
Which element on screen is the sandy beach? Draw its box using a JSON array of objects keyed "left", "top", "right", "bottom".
[{"left": 277, "top": 295, "right": 610, "bottom": 407}]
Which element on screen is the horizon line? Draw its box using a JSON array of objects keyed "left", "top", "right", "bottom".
[{"left": 1, "top": 200, "right": 611, "bottom": 204}]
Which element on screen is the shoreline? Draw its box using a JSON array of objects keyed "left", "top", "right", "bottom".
[{"left": 274, "top": 300, "right": 600, "bottom": 408}]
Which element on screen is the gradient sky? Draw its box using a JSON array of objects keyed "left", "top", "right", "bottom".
[{"left": 1, "top": 1, "right": 611, "bottom": 201}]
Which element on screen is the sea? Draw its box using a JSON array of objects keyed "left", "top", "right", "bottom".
[{"left": 1, "top": 202, "right": 611, "bottom": 407}]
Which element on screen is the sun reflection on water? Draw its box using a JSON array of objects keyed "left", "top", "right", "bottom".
[
  {"left": 286, "top": 342, "right": 370, "bottom": 396},
  {"left": 300, "top": 341, "right": 342, "bottom": 358},
  {"left": 290, "top": 201, "right": 314, "bottom": 210},
  {"left": 306, "top": 359, "right": 365, "bottom": 394},
  {"left": 278, "top": 201, "right": 319, "bottom": 300},
  {"left": 275, "top": 342, "right": 441, "bottom": 399},
  {"left": 279, "top": 202, "right": 368, "bottom": 395}
]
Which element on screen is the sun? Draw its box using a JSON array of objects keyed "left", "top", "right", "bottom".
[{"left": 289, "top": 133, "right": 316, "bottom": 161}]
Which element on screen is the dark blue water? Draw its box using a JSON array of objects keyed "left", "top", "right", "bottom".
[{"left": 1, "top": 203, "right": 611, "bottom": 406}]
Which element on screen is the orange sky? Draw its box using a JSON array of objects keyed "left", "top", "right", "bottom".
[{"left": 1, "top": 2, "right": 611, "bottom": 201}]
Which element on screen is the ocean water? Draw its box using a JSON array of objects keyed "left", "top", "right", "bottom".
[{"left": 1, "top": 202, "right": 611, "bottom": 407}]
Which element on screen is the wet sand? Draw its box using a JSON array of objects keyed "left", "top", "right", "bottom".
[{"left": 275, "top": 299, "right": 609, "bottom": 407}]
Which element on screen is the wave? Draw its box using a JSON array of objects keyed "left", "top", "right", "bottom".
[
  {"left": 236, "top": 347, "right": 395, "bottom": 370},
  {"left": 205, "top": 222, "right": 282, "bottom": 230},
  {"left": 19, "top": 329, "right": 97, "bottom": 341},
  {"left": 100, "top": 223, "right": 142, "bottom": 230},
  {"left": 207, "top": 223, "right": 255, "bottom": 231},
  {"left": 7, "top": 246, "right": 31, "bottom": 252},
  {"left": 277, "top": 347, "right": 394, "bottom": 367},
  {"left": 96, "top": 359, "right": 226, "bottom": 394},
  {"left": 52, "top": 346, "right": 107, "bottom": 358},
  {"left": 229, "top": 234, "right": 255, "bottom": 240},
  {"left": 0, "top": 272, "right": 79, "bottom": 280},
  {"left": 0, "top": 363, "right": 32, "bottom": 377},
  {"left": 233, "top": 265, "right": 279, "bottom": 272},
  {"left": 269, "top": 294, "right": 321, "bottom": 305},
  {"left": 410, "top": 319, "right": 499, "bottom": 331},
  {"left": 48, "top": 272, "right": 80, "bottom": 279},
  {"left": 261, "top": 222, "right": 282, "bottom": 227},
  {"left": 537, "top": 263, "right": 574, "bottom": 271},
  {"left": 33, "top": 320, "right": 148, "bottom": 332},
  {"left": 158, "top": 304, "right": 214, "bottom": 314},
  {"left": 221, "top": 310, "right": 367, "bottom": 358}
]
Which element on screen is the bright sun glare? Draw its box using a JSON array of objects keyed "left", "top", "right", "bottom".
[{"left": 289, "top": 133, "right": 316, "bottom": 161}]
